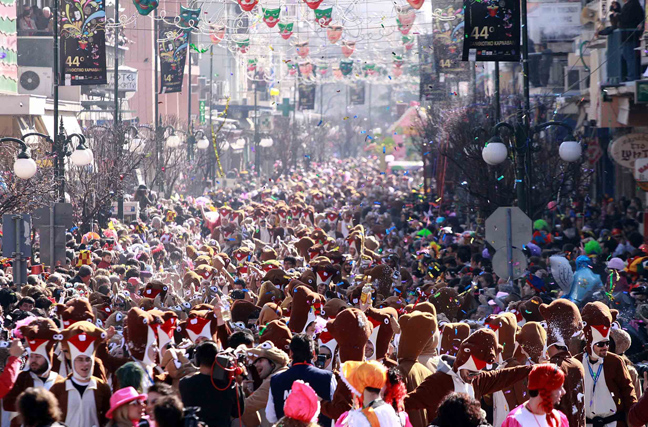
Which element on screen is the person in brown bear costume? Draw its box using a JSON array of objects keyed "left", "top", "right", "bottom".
[
  {"left": 484, "top": 311, "right": 520, "bottom": 427},
  {"left": 540, "top": 299, "right": 586, "bottom": 427},
  {"left": 408, "top": 302, "right": 440, "bottom": 373},
  {"left": 50, "top": 321, "right": 112, "bottom": 427},
  {"left": 365, "top": 305, "right": 399, "bottom": 366},
  {"left": 287, "top": 285, "right": 324, "bottom": 333},
  {"left": 398, "top": 311, "right": 436, "bottom": 427},
  {"left": 438, "top": 322, "right": 471, "bottom": 357},
  {"left": 404, "top": 328, "right": 532, "bottom": 425},
  {"left": 574, "top": 302, "right": 636, "bottom": 427},
  {"left": 4, "top": 318, "right": 65, "bottom": 427},
  {"left": 259, "top": 320, "right": 293, "bottom": 354},
  {"left": 320, "top": 308, "right": 373, "bottom": 422}
]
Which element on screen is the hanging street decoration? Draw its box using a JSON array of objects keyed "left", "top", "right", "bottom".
[
  {"left": 296, "top": 41, "right": 310, "bottom": 58},
  {"left": 178, "top": 6, "right": 201, "bottom": 29},
  {"left": 60, "top": 0, "right": 107, "bottom": 85},
  {"left": 209, "top": 24, "right": 225, "bottom": 44},
  {"left": 237, "top": 0, "right": 259, "bottom": 13},
  {"left": 462, "top": 0, "right": 521, "bottom": 61},
  {"left": 393, "top": 55, "right": 404, "bottom": 67},
  {"left": 406, "top": 0, "right": 425, "bottom": 10},
  {"left": 236, "top": 38, "right": 250, "bottom": 53},
  {"left": 288, "top": 62, "right": 297, "bottom": 75},
  {"left": 158, "top": 18, "right": 188, "bottom": 93},
  {"left": 341, "top": 40, "right": 355, "bottom": 57},
  {"left": 314, "top": 7, "right": 333, "bottom": 28},
  {"left": 303, "top": 0, "right": 323, "bottom": 10},
  {"left": 318, "top": 62, "right": 329, "bottom": 76},
  {"left": 247, "top": 58, "right": 258, "bottom": 73},
  {"left": 402, "top": 35, "right": 415, "bottom": 50},
  {"left": 327, "top": 24, "right": 343, "bottom": 43},
  {"left": 396, "top": 5, "right": 416, "bottom": 34},
  {"left": 299, "top": 60, "right": 313, "bottom": 76},
  {"left": 278, "top": 22, "right": 294, "bottom": 39},
  {"left": 132, "top": 0, "right": 158, "bottom": 16},
  {"left": 263, "top": 8, "right": 281, "bottom": 28},
  {"left": 340, "top": 59, "right": 353, "bottom": 76}
]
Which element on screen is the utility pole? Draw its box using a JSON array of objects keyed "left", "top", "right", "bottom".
[
  {"left": 154, "top": 8, "right": 162, "bottom": 193},
  {"left": 292, "top": 78, "right": 297, "bottom": 168},
  {"left": 52, "top": 0, "right": 63, "bottom": 201},
  {"left": 254, "top": 79, "right": 259, "bottom": 175},
  {"left": 494, "top": 61, "right": 500, "bottom": 121},
  {"left": 209, "top": 45, "right": 214, "bottom": 183},
  {"left": 367, "top": 82, "right": 372, "bottom": 132},
  {"left": 187, "top": 30, "right": 193, "bottom": 161},
  {"left": 114, "top": 0, "right": 123, "bottom": 221}
]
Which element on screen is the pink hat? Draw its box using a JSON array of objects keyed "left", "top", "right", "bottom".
[
  {"left": 284, "top": 381, "right": 320, "bottom": 423},
  {"left": 106, "top": 387, "right": 146, "bottom": 419}
]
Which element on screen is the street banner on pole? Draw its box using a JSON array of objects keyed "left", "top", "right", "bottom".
[
  {"left": 462, "top": 0, "right": 521, "bottom": 61},
  {"left": 59, "top": 0, "right": 107, "bottom": 85},
  {"left": 350, "top": 83, "right": 365, "bottom": 105},
  {"left": 431, "top": 0, "right": 469, "bottom": 77},
  {"left": 158, "top": 19, "right": 189, "bottom": 94},
  {"left": 298, "top": 84, "right": 316, "bottom": 110},
  {"left": 418, "top": 34, "right": 446, "bottom": 101}
]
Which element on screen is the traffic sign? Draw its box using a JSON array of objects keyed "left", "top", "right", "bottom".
[
  {"left": 2, "top": 214, "right": 31, "bottom": 288},
  {"left": 492, "top": 248, "right": 528, "bottom": 280},
  {"left": 33, "top": 203, "right": 74, "bottom": 268},
  {"left": 485, "top": 206, "right": 532, "bottom": 249}
]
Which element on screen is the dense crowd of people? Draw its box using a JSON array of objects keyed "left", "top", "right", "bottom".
[{"left": 1, "top": 159, "right": 648, "bottom": 426}]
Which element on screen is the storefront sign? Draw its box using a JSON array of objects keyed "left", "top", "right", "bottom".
[
  {"left": 608, "top": 133, "right": 648, "bottom": 169},
  {"left": 107, "top": 70, "right": 138, "bottom": 91}
]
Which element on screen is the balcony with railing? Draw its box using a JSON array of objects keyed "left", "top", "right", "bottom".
[{"left": 607, "top": 29, "right": 642, "bottom": 84}]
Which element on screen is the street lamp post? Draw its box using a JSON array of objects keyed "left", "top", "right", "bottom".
[
  {"left": 482, "top": 121, "right": 581, "bottom": 215},
  {"left": 38, "top": 126, "right": 93, "bottom": 202},
  {"left": 155, "top": 125, "right": 177, "bottom": 194}
]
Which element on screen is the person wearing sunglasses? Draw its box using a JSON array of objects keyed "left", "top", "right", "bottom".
[
  {"left": 575, "top": 302, "right": 636, "bottom": 427},
  {"left": 106, "top": 386, "right": 146, "bottom": 427}
]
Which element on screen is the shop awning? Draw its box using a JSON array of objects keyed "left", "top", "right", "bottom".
[{"left": 43, "top": 112, "right": 84, "bottom": 137}]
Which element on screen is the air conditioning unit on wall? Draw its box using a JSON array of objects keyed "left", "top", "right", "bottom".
[{"left": 18, "top": 67, "right": 53, "bottom": 97}]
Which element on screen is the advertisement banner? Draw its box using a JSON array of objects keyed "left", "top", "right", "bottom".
[
  {"left": 350, "top": 83, "right": 365, "bottom": 105},
  {"left": 158, "top": 19, "right": 189, "bottom": 94},
  {"left": 418, "top": 34, "right": 446, "bottom": 101},
  {"left": 59, "top": 0, "right": 107, "bottom": 85},
  {"left": 298, "top": 83, "right": 316, "bottom": 110},
  {"left": 431, "top": 0, "right": 469, "bottom": 77},
  {"left": 462, "top": 0, "right": 521, "bottom": 61}
]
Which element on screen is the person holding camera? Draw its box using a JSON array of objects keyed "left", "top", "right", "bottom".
[
  {"left": 265, "top": 333, "right": 337, "bottom": 427},
  {"left": 242, "top": 342, "right": 289, "bottom": 427},
  {"left": 179, "top": 341, "right": 245, "bottom": 427}
]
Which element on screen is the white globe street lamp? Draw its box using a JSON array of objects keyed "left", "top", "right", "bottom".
[
  {"left": 197, "top": 136, "right": 210, "bottom": 149},
  {"left": 1, "top": 137, "right": 38, "bottom": 179},
  {"left": 482, "top": 136, "right": 508, "bottom": 166},
  {"left": 166, "top": 134, "right": 181, "bottom": 148},
  {"left": 13, "top": 155, "right": 37, "bottom": 179},
  {"left": 559, "top": 140, "right": 582, "bottom": 162}
]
